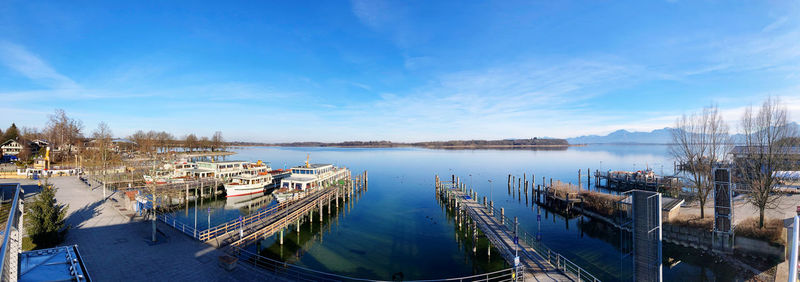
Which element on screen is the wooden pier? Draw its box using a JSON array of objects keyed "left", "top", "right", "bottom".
[
  {"left": 219, "top": 184, "right": 351, "bottom": 248},
  {"left": 437, "top": 175, "right": 599, "bottom": 282},
  {"left": 153, "top": 170, "right": 366, "bottom": 248},
  {"left": 542, "top": 181, "right": 584, "bottom": 214},
  {"left": 594, "top": 170, "right": 680, "bottom": 192}
]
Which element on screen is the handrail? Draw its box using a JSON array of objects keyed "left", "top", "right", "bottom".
[
  {"left": 487, "top": 200, "right": 600, "bottom": 282},
  {"left": 228, "top": 186, "right": 338, "bottom": 248},
  {"left": 199, "top": 200, "right": 290, "bottom": 241},
  {"left": 443, "top": 183, "right": 600, "bottom": 282},
  {"left": 0, "top": 183, "right": 22, "bottom": 280},
  {"left": 201, "top": 186, "right": 334, "bottom": 241},
  {"left": 157, "top": 212, "right": 201, "bottom": 239},
  {"left": 230, "top": 245, "right": 521, "bottom": 281}
]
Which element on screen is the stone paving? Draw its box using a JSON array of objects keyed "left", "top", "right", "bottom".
[{"left": 2, "top": 177, "right": 272, "bottom": 282}]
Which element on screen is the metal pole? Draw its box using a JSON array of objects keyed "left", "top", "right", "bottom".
[
  {"left": 789, "top": 215, "right": 799, "bottom": 282},
  {"left": 488, "top": 180, "right": 493, "bottom": 204},
  {"left": 194, "top": 189, "right": 197, "bottom": 232}
]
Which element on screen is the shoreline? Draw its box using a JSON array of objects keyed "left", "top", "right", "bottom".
[{"left": 229, "top": 144, "right": 581, "bottom": 149}]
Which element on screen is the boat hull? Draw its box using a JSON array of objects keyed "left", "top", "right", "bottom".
[{"left": 224, "top": 184, "right": 266, "bottom": 197}]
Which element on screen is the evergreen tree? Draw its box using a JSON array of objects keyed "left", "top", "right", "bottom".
[
  {"left": 3, "top": 123, "right": 19, "bottom": 141},
  {"left": 27, "top": 185, "right": 68, "bottom": 249}
]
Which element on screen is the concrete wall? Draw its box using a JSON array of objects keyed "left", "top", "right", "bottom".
[
  {"left": 662, "top": 224, "right": 713, "bottom": 251},
  {"left": 663, "top": 223, "right": 786, "bottom": 260},
  {"left": 735, "top": 236, "right": 784, "bottom": 260}
]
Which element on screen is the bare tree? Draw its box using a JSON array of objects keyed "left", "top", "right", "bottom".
[
  {"left": 184, "top": 134, "right": 198, "bottom": 152},
  {"left": 20, "top": 126, "right": 43, "bottom": 141},
  {"left": 670, "top": 105, "right": 730, "bottom": 218},
  {"left": 199, "top": 136, "right": 211, "bottom": 151},
  {"left": 93, "top": 122, "right": 113, "bottom": 172},
  {"left": 155, "top": 131, "right": 173, "bottom": 153},
  {"left": 130, "top": 130, "right": 156, "bottom": 155},
  {"left": 44, "top": 109, "right": 84, "bottom": 160},
  {"left": 211, "top": 131, "right": 224, "bottom": 152},
  {"left": 737, "top": 97, "right": 798, "bottom": 228}
]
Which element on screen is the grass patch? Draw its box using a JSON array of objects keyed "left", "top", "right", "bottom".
[
  {"left": 735, "top": 217, "right": 785, "bottom": 245},
  {"left": 668, "top": 214, "right": 713, "bottom": 231},
  {"left": 21, "top": 236, "right": 36, "bottom": 251}
]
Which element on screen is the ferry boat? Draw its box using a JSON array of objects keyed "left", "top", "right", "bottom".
[
  {"left": 273, "top": 155, "right": 350, "bottom": 203},
  {"left": 143, "top": 160, "right": 197, "bottom": 184},
  {"left": 224, "top": 172, "right": 273, "bottom": 197}
]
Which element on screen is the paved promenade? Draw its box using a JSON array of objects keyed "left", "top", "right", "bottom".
[{"left": 3, "top": 177, "right": 268, "bottom": 281}]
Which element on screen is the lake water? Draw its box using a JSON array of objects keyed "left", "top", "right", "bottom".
[{"left": 168, "top": 145, "right": 742, "bottom": 281}]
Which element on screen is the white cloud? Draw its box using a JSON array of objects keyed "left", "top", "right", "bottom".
[
  {"left": 318, "top": 58, "right": 653, "bottom": 141},
  {"left": 350, "top": 0, "right": 392, "bottom": 30},
  {"left": 0, "top": 41, "right": 79, "bottom": 89}
]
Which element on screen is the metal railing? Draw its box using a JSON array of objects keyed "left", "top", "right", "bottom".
[
  {"left": 227, "top": 186, "right": 342, "bottom": 248},
  {"left": 230, "top": 245, "right": 522, "bottom": 281},
  {"left": 0, "top": 184, "right": 23, "bottom": 281},
  {"left": 157, "top": 213, "right": 201, "bottom": 239},
  {"left": 443, "top": 185, "right": 600, "bottom": 282},
  {"left": 197, "top": 200, "right": 290, "bottom": 241},
  {"left": 487, "top": 204, "right": 600, "bottom": 282}
]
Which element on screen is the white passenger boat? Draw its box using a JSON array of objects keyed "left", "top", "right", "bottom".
[
  {"left": 273, "top": 155, "right": 350, "bottom": 203},
  {"left": 224, "top": 172, "right": 273, "bottom": 197}
]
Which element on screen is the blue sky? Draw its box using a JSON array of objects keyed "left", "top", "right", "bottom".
[{"left": 1, "top": 1, "right": 799, "bottom": 142}]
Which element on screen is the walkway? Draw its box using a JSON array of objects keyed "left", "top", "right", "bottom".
[
  {"left": 447, "top": 188, "right": 572, "bottom": 281},
  {"left": 27, "top": 176, "right": 266, "bottom": 281}
]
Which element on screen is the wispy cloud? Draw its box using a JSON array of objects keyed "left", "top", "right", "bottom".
[
  {"left": 350, "top": 0, "right": 390, "bottom": 30},
  {"left": 317, "top": 58, "right": 652, "bottom": 141},
  {"left": 681, "top": 16, "right": 800, "bottom": 76},
  {"left": 0, "top": 41, "right": 79, "bottom": 89}
]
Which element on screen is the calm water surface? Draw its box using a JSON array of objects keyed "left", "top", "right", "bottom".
[{"left": 169, "top": 145, "right": 742, "bottom": 281}]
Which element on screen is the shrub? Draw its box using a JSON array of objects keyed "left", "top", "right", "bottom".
[
  {"left": 735, "top": 217, "right": 784, "bottom": 245},
  {"left": 579, "top": 191, "right": 624, "bottom": 217},
  {"left": 668, "top": 214, "right": 713, "bottom": 231}
]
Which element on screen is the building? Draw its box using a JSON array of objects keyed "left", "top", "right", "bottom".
[
  {"left": 730, "top": 146, "right": 800, "bottom": 187},
  {"left": 0, "top": 139, "right": 23, "bottom": 156}
]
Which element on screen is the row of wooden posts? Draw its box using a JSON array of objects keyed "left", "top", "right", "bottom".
[
  {"left": 269, "top": 170, "right": 367, "bottom": 248},
  {"left": 434, "top": 175, "right": 498, "bottom": 259},
  {"left": 506, "top": 168, "right": 593, "bottom": 196},
  {"left": 434, "top": 172, "right": 570, "bottom": 264}
]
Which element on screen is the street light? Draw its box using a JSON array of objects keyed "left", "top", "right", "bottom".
[{"left": 469, "top": 174, "right": 473, "bottom": 190}]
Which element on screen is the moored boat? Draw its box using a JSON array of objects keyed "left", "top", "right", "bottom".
[
  {"left": 224, "top": 173, "right": 273, "bottom": 197},
  {"left": 273, "top": 155, "right": 350, "bottom": 203}
]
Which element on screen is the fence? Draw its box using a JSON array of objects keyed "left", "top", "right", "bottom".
[
  {"left": 230, "top": 245, "right": 523, "bottom": 281},
  {"left": 486, "top": 204, "right": 600, "bottom": 282},
  {"left": 0, "top": 184, "right": 23, "bottom": 281}
]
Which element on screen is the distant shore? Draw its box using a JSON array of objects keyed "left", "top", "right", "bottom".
[{"left": 228, "top": 143, "right": 583, "bottom": 150}]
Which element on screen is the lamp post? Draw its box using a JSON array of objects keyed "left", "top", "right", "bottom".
[{"left": 469, "top": 174, "right": 473, "bottom": 191}]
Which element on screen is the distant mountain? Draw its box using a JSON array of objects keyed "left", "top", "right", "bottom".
[
  {"left": 568, "top": 122, "right": 799, "bottom": 145},
  {"left": 567, "top": 127, "right": 675, "bottom": 144}
]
